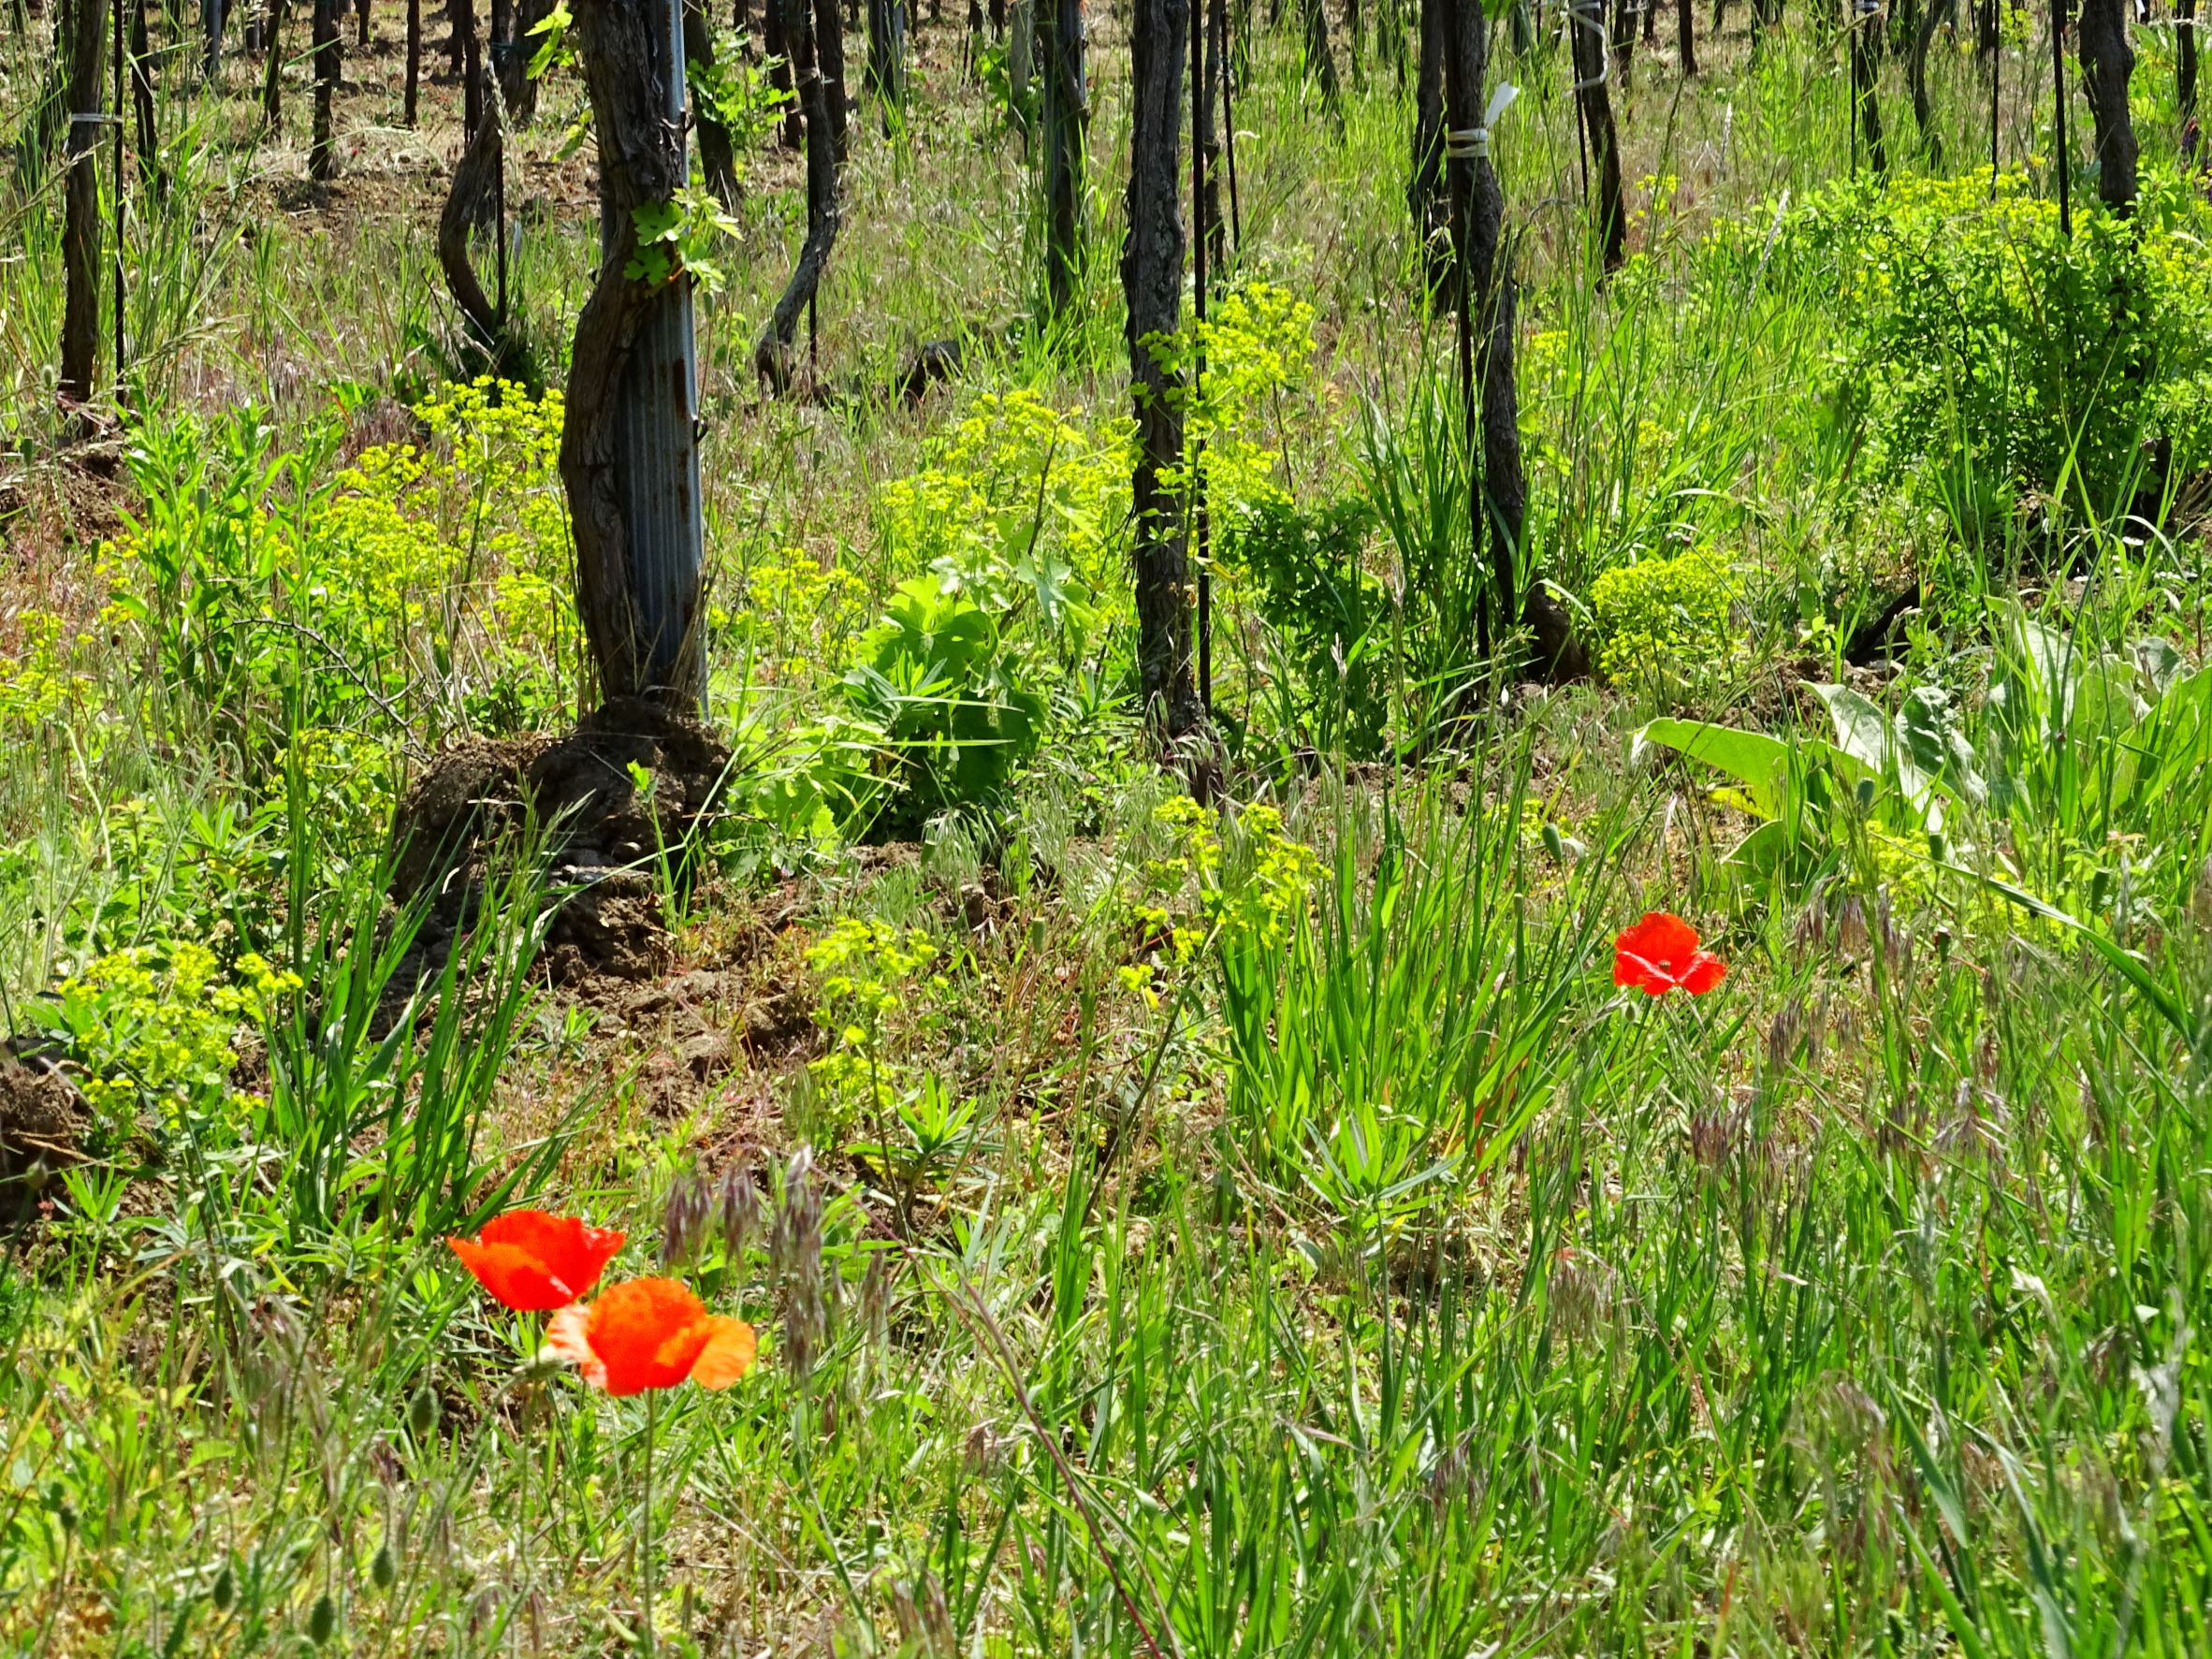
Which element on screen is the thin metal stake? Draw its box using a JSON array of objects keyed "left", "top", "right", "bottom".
[
  {"left": 2050, "top": 0, "right": 2068, "bottom": 233},
  {"left": 1191, "top": 0, "right": 1211, "bottom": 712},
  {"left": 1217, "top": 0, "right": 1240, "bottom": 253},
  {"left": 1989, "top": 0, "right": 2000, "bottom": 196},
  {"left": 112, "top": 0, "right": 126, "bottom": 395}
]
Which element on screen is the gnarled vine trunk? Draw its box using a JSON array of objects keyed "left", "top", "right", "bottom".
[
  {"left": 1124, "top": 0, "right": 1201, "bottom": 740},
  {"left": 437, "top": 99, "right": 505, "bottom": 348},
  {"left": 563, "top": 0, "right": 708, "bottom": 706},
  {"left": 1909, "top": 0, "right": 1953, "bottom": 157},
  {"left": 684, "top": 0, "right": 741, "bottom": 202},
  {"left": 1409, "top": 0, "right": 1448, "bottom": 284},
  {"left": 1442, "top": 0, "right": 1583, "bottom": 677},
  {"left": 1851, "top": 0, "right": 1887, "bottom": 174},
  {"left": 2076, "top": 0, "right": 2136, "bottom": 211},
  {"left": 59, "top": 0, "right": 106, "bottom": 411},
  {"left": 1569, "top": 0, "right": 1626, "bottom": 271},
  {"left": 1299, "top": 0, "right": 1339, "bottom": 112},
  {"left": 2180, "top": 0, "right": 2197, "bottom": 133},
  {"left": 310, "top": 0, "right": 338, "bottom": 179},
  {"left": 1038, "top": 0, "right": 1084, "bottom": 311},
  {"left": 753, "top": 0, "right": 841, "bottom": 390}
]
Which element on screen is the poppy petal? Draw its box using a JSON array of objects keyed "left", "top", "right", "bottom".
[
  {"left": 547, "top": 1302, "right": 604, "bottom": 1390},
  {"left": 1612, "top": 948, "right": 1678, "bottom": 995},
  {"left": 690, "top": 1317, "right": 758, "bottom": 1390},
  {"left": 1617, "top": 911, "right": 1701, "bottom": 972},
  {"left": 447, "top": 1236, "right": 575, "bottom": 1311},
  {"left": 1680, "top": 952, "right": 1727, "bottom": 996},
  {"left": 477, "top": 1210, "right": 627, "bottom": 1302},
  {"left": 584, "top": 1278, "right": 716, "bottom": 1396}
]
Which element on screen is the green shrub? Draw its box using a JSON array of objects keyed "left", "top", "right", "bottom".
[
  {"left": 1589, "top": 548, "right": 1743, "bottom": 688},
  {"left": 840, "top": 578, "right": 1047, "bottom": 837},
  {"left": 24, "top": 940, "right": 297, "bottom": 1153},
  {"left": 1224, "top": 491, "right": 1390, "bottom": 758},
  {"left": 1778, "top": 169, "right": 2212, "bottom": 522}
]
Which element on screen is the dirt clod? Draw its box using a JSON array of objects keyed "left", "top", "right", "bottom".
[
  {"left": 391, "top": 697, "right": 732, "bottom": 984},
  {"left": 0, "top": 1052, "right": 89, "bottom": 1228}
]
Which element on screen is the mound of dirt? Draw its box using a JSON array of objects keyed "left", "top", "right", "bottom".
[
  {"left": 0, "top": 1051, "right": 88, "bottom": 1228},
  {"left": 392, "top": 697, "right": 732, "bottom": 984}
]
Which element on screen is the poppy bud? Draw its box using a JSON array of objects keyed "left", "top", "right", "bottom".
[
  {"left": 307, "top": 1591, "right": 337, "bottom": 1645},
  {"left": 407, "top": 1385, "right": 441, "bottom": 1439},
  {"left": 371, "top": 1542, "right": 398, "bottom": 1591},
  {"left": 211, "top": 1563, "right": 236, "bottom": 1612}
]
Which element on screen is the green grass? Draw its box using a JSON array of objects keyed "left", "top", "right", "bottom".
[{"left": 3, "top": 0, "right": 2211, "bottom": 1652}]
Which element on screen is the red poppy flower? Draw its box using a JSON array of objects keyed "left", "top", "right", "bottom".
[
  {"left": 1613, "top": 911, "right": 1727, "bottom": 997},
  {"left": 446, "top": 1210, "right": 627, "bottom": 1312},
  {"left": 547, "top": 1277, "right": 757, "bottom": 1397}
]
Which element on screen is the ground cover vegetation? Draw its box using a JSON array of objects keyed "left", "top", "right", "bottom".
[{"left": 3, "top": 0, "right": 2212, "bottom": 1648}]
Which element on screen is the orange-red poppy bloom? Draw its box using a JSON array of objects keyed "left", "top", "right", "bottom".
[
  {"left": 547, "top": 1277, "right": 757, "bottom": 1397},
  {"left": 446, "top": 1210, "right": 627, "bottom": 1312},
  {"left": 1613, "top": 911, "right": 1727, "bottom": 997}
]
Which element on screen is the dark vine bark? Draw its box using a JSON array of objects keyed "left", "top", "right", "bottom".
[
  {"left": 1677, "top": 0, "right": 1695, "bottom": 75},
  {"left": 1851, "top": 0, "right": 1887, "bottom": 173},
  {"left": 1299, "top": 0, "right": 1339, "bottom": 113},
  {"left": 1569, "top": 0, "right": 1626, "bottom": 271},
  {"left": 508, "top": 0, "right": 552, "bottom": 116},
  {"left": 1442, "top": 0, "right": 1582, "bottom": 678},
  {"left": 310, "top": 0, "right": 338, "bottom": 179},
  {"left": 404, "top": 0, "right": 419, "bottom": 122},
  {"left": 59, "top": 0, "right": 106, "bottom": 412},
  {"left": 814, "top": 0, "right": 849, "bottom": 159},
  {"left": 1410, "top": 0, "right": 1449, "bottom": 284},
  {"left": 262, "top": 0, "right": 286, "bottom": 129},
  {"left": 764, "top": 0, "right": 801, "bottom": 143},
  {"left": 130, "top": 0, "right": 163, "bottom": 196},
  {"left": 684, "top": 0, "right": 740, "bottom": 203},
  {"left": 1123, "top": 0, "right": 1202, "bottom": 740},
  {"left": 865, "top": 0, "right": 905, "bottom": 119},
  {"left": 2180, "top": 0, "right": 2197, "bottom": 134},
  {"left": 1611, "top": 0, "right": 1636, "bottom": 92},
  {"left": 1039, "top": 0, "right": 1084, "bottom": 312},
  {"left": 563, "top": 0, "right": 706, "bottom": 704},
  {"left": 2076, "top": 0, "right": 2135, "bottom": 211},
  {"left": 1910, "top": 0, "right": 1952, "bottom": 157},
  {"left": 1197, "top": 0, "right": 1223, "bottom": 277},
  {"left": 754, "top": 0, "right": 841, "bottom": 389},
  {"left": 437, "top": 99, "right": 505, "bottom": 349}
]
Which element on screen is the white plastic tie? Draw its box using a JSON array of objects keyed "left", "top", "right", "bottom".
[
  {"left": 1566, "top": 0, "right": 1610, "bottom": 92},
  {"left": 1444, "top": 84, "right": 1519, "bottom": 161}
]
